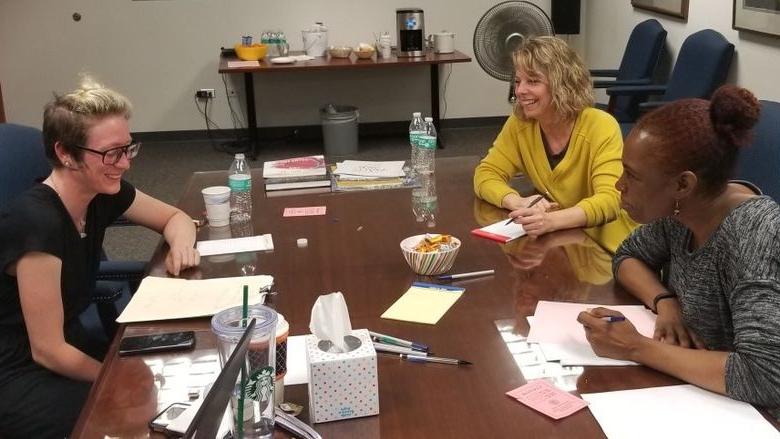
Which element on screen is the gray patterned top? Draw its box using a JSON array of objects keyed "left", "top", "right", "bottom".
[{"left": 614, "top": 196, "right": 780, "bottom": 414}]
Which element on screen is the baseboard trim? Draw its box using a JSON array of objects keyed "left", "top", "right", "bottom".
[{"left": 131, "top": 116, "right": 506, "bottom": 143}]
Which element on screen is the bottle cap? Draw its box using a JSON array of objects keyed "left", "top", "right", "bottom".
[
  {"left": 297, "top": 238, "right": 308, "bottom": 248},
  {"left": 413, "top": 112, "right": 421, "bottom": 117},
  {"left": 424, "top": 117, "right": 433, "bottom": 122},
  {"left": 235, "top": 153, "right": 245, "bottom": 159}
]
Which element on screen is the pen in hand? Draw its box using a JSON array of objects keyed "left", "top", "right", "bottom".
[
  {"left": 505, "top": 195, "right": 545, "bottom": 225},
  {"left": 600, "top": 316, "right": 626, "bottom": 323}
]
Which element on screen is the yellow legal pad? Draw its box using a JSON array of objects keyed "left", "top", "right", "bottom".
[{"left": 381, "top": 282, "right": 465, "bottom": 325}]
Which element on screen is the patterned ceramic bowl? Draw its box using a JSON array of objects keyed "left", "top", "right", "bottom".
[{"left": 400, "top": 234, "right": 461, "bottom": 276}]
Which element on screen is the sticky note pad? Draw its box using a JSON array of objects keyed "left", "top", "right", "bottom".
[
  {"left": 380, "top": 282, "right": 465, "bottom": 325},
  {"left": 283, "top": 206, "right": 327, "bottom": 217},
  {"left": 506, "top": 379, "right": 588, "bottom": 420}
]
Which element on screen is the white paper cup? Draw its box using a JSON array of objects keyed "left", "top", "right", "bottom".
[{"left": 201, "top": 186, "right": 231, "bottom": 227}]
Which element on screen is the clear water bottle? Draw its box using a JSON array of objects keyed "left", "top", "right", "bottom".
[
  {"left": 407, "top": 112, "right": 426, "bottom": 180},
  {"left": 415, "top": 117, "right": 437, "bottom": 175},
  {"left": 412, "top": 173, "right": 437, "bottom": 227},
  {"left": 228, "top": 153, "right": 252, "bottom": 223}
]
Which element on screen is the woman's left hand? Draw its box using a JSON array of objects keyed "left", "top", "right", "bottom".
[
  {"left": 165, "top": 243, "right": 200, "bottom": 276},
  {"left": 577, "top": 307, "right": 645, "bottom": 361}
]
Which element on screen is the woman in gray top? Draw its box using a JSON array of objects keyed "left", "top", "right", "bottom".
[{"left": 578, "top": 85, "right": 780, "bottom": 411}]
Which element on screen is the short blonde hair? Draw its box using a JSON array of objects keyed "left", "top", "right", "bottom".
[
  {"left": 512, "top": 36, "right": 593, "bottom": 122},
  {"left": 42, "top": 75, "right": 132, "bottom": 167}
]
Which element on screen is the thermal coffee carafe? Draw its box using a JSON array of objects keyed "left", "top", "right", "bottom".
[{"left": 396, "top": 8, "right": 425, "bottom": 57}]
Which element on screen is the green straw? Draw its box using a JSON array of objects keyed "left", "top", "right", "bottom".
[{"left": 237, "top": 285, "right": 248, "bottom": 439}]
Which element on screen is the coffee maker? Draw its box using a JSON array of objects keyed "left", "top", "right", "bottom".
[{"left": 396, "top": 8, "right": 425, "bottom": 57}]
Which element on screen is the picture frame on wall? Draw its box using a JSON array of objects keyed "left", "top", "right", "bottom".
[
  {"left": 733, "top": 0, "right": 780, "bottom": 38},
  {"left": 631, "top": 0, "right": 689, "bottom": 19}
]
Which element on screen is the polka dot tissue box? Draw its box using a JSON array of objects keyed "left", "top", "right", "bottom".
[{"left": 305, "top": 328, "right": 379, "bottom": 423}]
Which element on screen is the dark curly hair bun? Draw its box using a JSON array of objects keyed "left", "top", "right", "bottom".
[{"left": 710, "top": 85, "right": 760, "bottom": 148}]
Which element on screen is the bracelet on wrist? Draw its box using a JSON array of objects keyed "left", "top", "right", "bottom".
[{"left": 652, "top": 292, "right": 677, "bottom": 313}]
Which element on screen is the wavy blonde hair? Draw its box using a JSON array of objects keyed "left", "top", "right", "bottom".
[
  {"left": 42, "top": 74, "right": 132, "bottom": 167},
  {"left": 512, "top": 36, "right": 593, "bottom": 122}
]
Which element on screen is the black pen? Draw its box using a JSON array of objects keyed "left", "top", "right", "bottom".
[
  {"left": 504, "top": 195, "right": 544, "bottom": 225},
  {"left": 400, "top": 353, "right": 471, "bottom": 366}
]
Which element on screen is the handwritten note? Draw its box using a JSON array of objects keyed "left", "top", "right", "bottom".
[
  {"left": 506, "top": 380, "right": 588, "bottom": 419},
  {"left": 283, "top": 206, "right": 327, "bottom": 217},
  {"left": 334, "top": 160, "right": 406, "bottom": 178}
]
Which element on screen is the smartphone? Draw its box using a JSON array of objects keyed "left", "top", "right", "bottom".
[
  {"left": 119, "top": 331, "right": 196, "bottom": 356},
  {"left": 149, "top": 402, "right": 191, "bottom": 432}
]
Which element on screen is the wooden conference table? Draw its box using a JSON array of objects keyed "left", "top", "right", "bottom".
[
  {"left": 218, "top": 50, "right": 471, "bottom": 159},
  {"left": 73, "top": 156, "right": 778, "bottom": 438}
]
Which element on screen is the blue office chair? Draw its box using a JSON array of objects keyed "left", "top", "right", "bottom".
[
  {"left": 591, "top": 19, "right": 667, "bottom": 122},
  {"left": 735, "top": 100, "right": 780, "bottom": 202},
  {"left": 0, "top": 123, "right": 145, "bottom": 343},
  {"left": 605, "top": 29, "right": 735, "bottom": 123}
]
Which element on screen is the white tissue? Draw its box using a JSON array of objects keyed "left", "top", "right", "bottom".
[{"left": 309, "top": 292, "right": 353, "bottom": 353}]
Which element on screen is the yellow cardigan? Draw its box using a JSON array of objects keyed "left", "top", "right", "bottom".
[{"left": 473, "top": 108, "right": 636, "bottom": 252}]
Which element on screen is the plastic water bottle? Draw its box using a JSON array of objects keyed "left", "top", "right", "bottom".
[
  {"left": 407, "top": 112, "right": 426, "bottom": 179},
  {"left": 415, "top": 117, "right": 437, "bottom": 175},
  {"left": 412, "top": 173, "right": 437, "bottom": 227},
  {"left": 228, "top": 153, "right": 252, "bottom": 223}
]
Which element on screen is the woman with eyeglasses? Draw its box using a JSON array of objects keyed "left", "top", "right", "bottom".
[
  {"left": 0, "top": 76, "right": 200, "bottom": 438},
  {"left": 578, "top": 86, "right": 780, "bottom": 416}
]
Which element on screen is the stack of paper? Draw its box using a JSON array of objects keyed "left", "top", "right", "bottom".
[
  {"left": 116, "top": 275, "right": 274, "bottom": 323},
  {"left": 582, "top": 385, "right": 780, "bottom": 439},
  {"left": 330, "top": 161, "right": 414, "bottom": 192},
  {"left": 262, "top": 155, "right": 331, "bottom": 195},
  {"left": 526, "top": 301, "right": 656, "bottom": 367},
  {"left": 471, "top": 218, "right": 527, "bottom": 243}
]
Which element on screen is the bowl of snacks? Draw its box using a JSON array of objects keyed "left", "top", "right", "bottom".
[
  {"left": 354, "top": 43, "right": 376, "bottom": 59},
  {"left": 234, "top": 43, "right": 268, "bottom": 61},
  {"left": 328, "top": 46, "right": 353, "bottom": 58},
  {"left": 400, "top": 233, "right": 461, "bottom": 275}
]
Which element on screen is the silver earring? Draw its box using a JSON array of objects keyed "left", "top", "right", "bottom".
[
  {"left": 673, "top": 199, "right": 680, "bottom": 216},
  {"left": 64, "top": 161, "right": 71, "bottom": 167}
]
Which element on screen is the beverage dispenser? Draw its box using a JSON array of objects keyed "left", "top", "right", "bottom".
[{"left": 396, "top": 8, "right": 425, "bottom": 57}]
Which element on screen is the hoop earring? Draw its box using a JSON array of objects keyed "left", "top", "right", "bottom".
[{"left": 673, "top": 199, "right": 681, "bottom": 216}]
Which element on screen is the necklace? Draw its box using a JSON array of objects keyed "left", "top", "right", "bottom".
[{"left": 44, "top": 176, "right": 87, "bottom": 238}]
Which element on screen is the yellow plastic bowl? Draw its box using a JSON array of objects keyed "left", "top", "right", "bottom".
[
  {"left": 235, "top": 43, "right": 268, "bottom": 61},
  {"left": 400, "top": 234, "right": 461, "bottom": 275}
]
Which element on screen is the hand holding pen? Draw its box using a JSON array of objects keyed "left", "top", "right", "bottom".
[
  {"left": 505, "top": 195, "right": 546, "bottom": 225},
  {"left": 577, "top": 307, "right": 643, "bottom": 361}
]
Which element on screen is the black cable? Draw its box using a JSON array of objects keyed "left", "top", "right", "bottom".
[{"left": 442, "top": 64, "right": 453, "bottom": 120}]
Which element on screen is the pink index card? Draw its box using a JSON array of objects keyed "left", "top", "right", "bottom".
[
  {"left": 283, "top": 206, "right": 327, "bottom": 217},
  {"left": 506, "top": 379, "right": 588, "bottom": 420}
]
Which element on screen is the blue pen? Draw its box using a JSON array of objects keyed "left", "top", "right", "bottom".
[
  {"left": 369, "top": 330, "right": 429, "bottom": 352},
  {"left": 601, "top": 316, "right": 626, "bottom": 323}
]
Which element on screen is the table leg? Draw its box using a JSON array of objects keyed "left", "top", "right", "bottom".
[
  {"left": 244, "top": 72, "right": 259, "bottom": 160},
  {"left": 430, "top": 64, "right": 445, "bottom": 149}
]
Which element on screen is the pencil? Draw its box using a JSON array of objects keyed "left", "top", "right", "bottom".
[{"left": 504, "top": 195, "right": 545, "bottom": 225}]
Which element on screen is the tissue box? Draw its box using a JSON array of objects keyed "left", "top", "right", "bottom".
[{"left": 306, "top": 328, "right": 379, "bottom": 423}]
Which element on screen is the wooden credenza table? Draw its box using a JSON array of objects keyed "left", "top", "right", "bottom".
[
  {"left": 72, "top": 156, "right": 779, "bottom": 438},
  {"left": 218, "top": 50, "right": 471, "bottom": 159}
]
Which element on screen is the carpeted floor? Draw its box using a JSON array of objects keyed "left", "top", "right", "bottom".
[{"left": 103, "top": 124, "right": 502, "bottom": 262}]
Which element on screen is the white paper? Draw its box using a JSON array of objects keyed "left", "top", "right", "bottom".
[
  {"left": 526, "top": 301, "right": 656, "bottom": 366},
  {"left": 227, "top": 60, "right": 260, "bottom": 68},
  {"left": 196, "top": 234, "right": 274, "bottom": 256},
  {"left": 582, "top": 385, "right": 780, "bottom": 439},
  {"left": 334, "top": 160, "right": 406, "bottom": 178},
  {"left": 117, "top": 275, "right": 273, "bottom": 323},
  {"left": 284, "top": 335, "right": 309, "bottom": 385},
  {"left": 476, "top": 219, "right": 527, "bottom": 241}
]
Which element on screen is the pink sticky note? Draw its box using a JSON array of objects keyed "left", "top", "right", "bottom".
[
  {"left": 506, "top": 380, "right": 588, "bottom": 420},
  {"left": 283, "top": 206, "right": 327, "bottom": 217}
]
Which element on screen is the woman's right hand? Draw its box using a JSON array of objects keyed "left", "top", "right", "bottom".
[
  {"left": 654, "top": 298, "right": 705, "bottom": 349},
  {"left": 503, "top": 194, "right": 558, "bottom": 215}
]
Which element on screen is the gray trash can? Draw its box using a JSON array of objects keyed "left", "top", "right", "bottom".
[{"left": 320, "top": 104, "right": 359, "bottom": 158}]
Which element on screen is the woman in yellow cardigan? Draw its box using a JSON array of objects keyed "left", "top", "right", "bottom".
[{"left": 474, "top": 36, "right": 635, "bottom": 252}]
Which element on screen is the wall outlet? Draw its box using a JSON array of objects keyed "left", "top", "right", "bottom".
[{"left": 195, "top": 88, "right": 215, "bottom": 99}]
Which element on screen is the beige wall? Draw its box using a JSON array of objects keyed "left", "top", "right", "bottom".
[
  {"left": 585, "top": 0, "right": 780, "bottom": 104},
  {"left": 4, "top": 1, "right": 777, "bottom": 134},
  {"left": 0, "top": 0, "right": 567, "bottom": 133}
]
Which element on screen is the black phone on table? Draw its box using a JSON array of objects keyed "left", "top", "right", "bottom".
[
  {"left": 149, "top": 402, "right": 191, "bottom": 432},
  {"left": 119, "top": 331, "right": 196, "bottom": 356}
]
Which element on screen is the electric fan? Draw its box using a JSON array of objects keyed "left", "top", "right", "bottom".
[{"left": 473, "top": 1, "right": 555, "bottom": 102}]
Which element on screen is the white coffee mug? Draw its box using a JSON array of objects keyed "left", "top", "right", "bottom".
[{"left": 433, "top": 31, "right": 455, "bottom": 54}]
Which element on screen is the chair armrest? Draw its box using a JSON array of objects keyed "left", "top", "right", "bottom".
[
  {"left": 590, "top": 69, "right": 619, "bottom": 78},
  {"left": 593, "top": 78, "right": 652, "bottom": 89},
  {"left": 92, "top": 280, "right": 127, "bottom": 304},
  {"left": 109, "top": 215, "right": 134, "bottom": 228},
  {"left": 606, "top": 84, "right": 667, "bottom": 97},
  {"left": 638, "top": 101, "right": 669, "bottom": 112},
  {"left": 97, "top": 260, "right": 146, "bottom": 291}
]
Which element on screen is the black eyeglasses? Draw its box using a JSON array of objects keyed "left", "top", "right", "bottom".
[{"left": 74, "top": 142, "right": 141, "bottom": 165}]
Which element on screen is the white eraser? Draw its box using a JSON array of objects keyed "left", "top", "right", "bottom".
[{"left": 297, "top": 238, "right": 308, "bottom": 248}]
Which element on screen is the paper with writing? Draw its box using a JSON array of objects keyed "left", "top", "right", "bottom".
[
  {"left": 283, "top": 206, "right": 327, "bottom": 217},
  {"left": 116, "top": 275, "right": 273, "bottom": 323},
  {"left": 334, "top": 160, "right": 406, "bottom": 178},
  {"left": 506, "top": 380, "right": 589, "bottom": 419}
]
